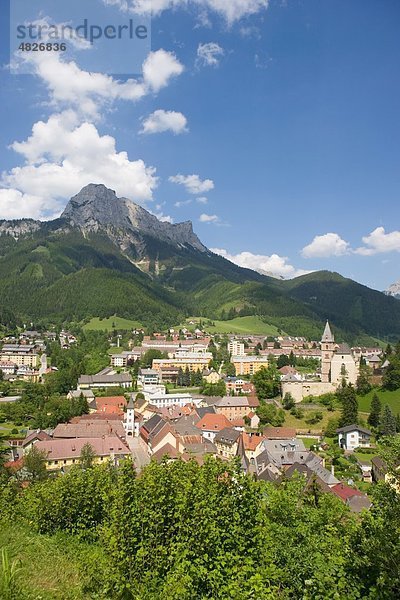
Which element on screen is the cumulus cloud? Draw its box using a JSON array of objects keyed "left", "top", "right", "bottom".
[
  {"left": 199, "top": 213, "right": 219, "bottom": 223},
  {"left": 17, "top": 49, "right": 183, "bottom": 118},
  {"left": 142, "top": 49, "right": 184, "bottom": 92},
  {"left": 196, "top": 196, "right": 208, "bottom": 204},
  {"left": 301, "top": 233, "right": 350, "bottom": 259},
  {"left": 1, "top": 110, "right": 157, "bottom": 219},
  {"left": 174, "top": 199, "right": 192, "bottom": 207},
  {"left": 355, "top": 227, "right": 400, "bottom": 256},
  {"left": 0, "top": 189, "right": 57, "bottom": 220},
  {"left": 196, "top": 42, "right": 224, "bottom": 67},
  {"left": 140, "top": 109, "right": 188, "bottom": 135},
  {"left": 169, "top": 173, "right": 214, "bottom": 194},
  {"left": 106, "top": 0, "right": 269, "bottom": 25},
  {"left": 211, "top": 248, "right": 309, "bottom": 279}
]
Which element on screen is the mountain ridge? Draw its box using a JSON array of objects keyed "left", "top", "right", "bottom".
[{"left": 0, "top": 184, "right": 399, "bottom": 342}]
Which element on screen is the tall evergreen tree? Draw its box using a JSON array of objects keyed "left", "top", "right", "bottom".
[
  {"left": 396, "top": 413, "right": 400, "bottom": 433},
  {"left": 380, "top": 405, "right": 397, "bottom": 437},
  {"left": 368, "top": 393, "right": 382, "bottom": 428},
  {"left": 338, "top": 384, "right": 358, "bottom": 427}
]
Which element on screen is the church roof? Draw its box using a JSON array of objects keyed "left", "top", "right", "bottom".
[
  {"left": 321, "top": 321, "right": 334, "bottom": 343},
  {"left": 334, "top": 343, "right": 352, "bottom": 355}
]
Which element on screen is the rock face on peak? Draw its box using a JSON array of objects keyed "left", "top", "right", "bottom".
[
  {"left": 385, "top": 280, "right": 400, "bottom": 300},
  {"left": 60, "top": 184, "right": 207, "bottom": 257},
  {"left": 0, "top": 219, "right": 41, "bottom": 239}
]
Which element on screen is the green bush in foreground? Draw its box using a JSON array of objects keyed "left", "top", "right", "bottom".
[{"left": 0, "top": 452, "right": 399, "bottom": 599}]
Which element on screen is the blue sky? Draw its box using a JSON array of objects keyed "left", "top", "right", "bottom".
[{"left": 0, "top": 0, "right": 399, "bottom": 290}]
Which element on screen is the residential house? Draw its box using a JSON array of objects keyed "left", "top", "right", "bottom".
[
  {"left": 371, "top": 456, "right": 388, "bottom": 482},
  {"left": 95, "top": 396, "right": 127, "bottom": 416},
  {"left": 195, "top": 413, "right": 232, "bottom": 443},
  {"left": 214, "top": 396, "right": 259, "bottom": 421},
  {"left": 202, "top": 369, "right": 221, "bottom": 384},
  {"left": 67, "top": 389, "right": 95, "bottom": 403},
  {"left": 138, "top": 368, "right": 160, "bottom": 386},
  {"left": 214, "top": 428, "right": 241, "bottom": 459},
  {"left": 0, "top": 344, "right": 38, "bottom": 368},
  {"left": 337, "top": 425, "right": 372, "bottom": 450},
  {"left": 264, "top": 427, "right": 297, "bottom": 440},
  {"left": 78, "top": 368, "right": 132, "bottom": 389},
  {"left": 330, "top": 482, "right": 372, "bottom": 513},
  {"left": 52, "top": 419, "right": 125, "bottom": 439},
  {"left": 0, "top": 362, "right": 17, "bottom": 375},
  {"left": 35, "top": 436, "right": 130, "bottom": 470},
  {"left": 22, "top": 430, "right": 52, "bottom": 453},
  {"left": 231, "top": 356, "right": 269, "bottom": 376},
  {"left": 224, "top": 377, "right": 246, "bottom": 395},
  {"left": 145, "top": 389, "right": 194, "bottom": 409},
  {"left": 228, "top": 340, "right": 245, "bottom": 356},
  {"left": 241, "top": 432, "right": 266, "bottom": 460}
]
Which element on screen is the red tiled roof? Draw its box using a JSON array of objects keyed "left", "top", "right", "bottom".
[
  {"left": 264, "top": 427, "right": 296, "bottom": 439},
  {"left": 331, "top": 483, "right": 364, "bottom": 502},
  {"left": 195, "top": 413, "right": 232, "bottom": 432},
  {"left": 242, "top": 432, "right": 265, "bottom": 451},
  {"left": 53, "top": 420, "right": 125, "bottom": 439},
  {"left": 35, "top": 436, "right": 130, "bottom": 461},
  {"left": 96, "top": 396, "right": 126, "bottom": 408},
  {"left": 22, "top": 430, "right": 52, "bottom": 448}
]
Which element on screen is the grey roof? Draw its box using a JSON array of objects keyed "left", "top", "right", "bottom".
[
  {"left": 195, "top": 406, "right": 216, "bottom": 419},
  {"left": 142, "top": 414, "right": 165, "bottom": 435},
  {"left": 346, "top": 495, "right": 372, "bottom": 513},
  {"left": 139, "top": 369, "right": 159, "bottom": 375},
  {"left": 1, "top": 344, "right": 35, "bottom": 353},
  {"left": 335, "top": 343, "right": 352, "bottom": 355},
  {"left": 69, "top": 389, "right": 95, "bottom": 399},
  {"left": 371, "top": 456, "right": 386, "bottom": 469},
  {"left": 78, "top": 372, "right": 132, "bottom": 384},
  {"left": 53, "top": 420, "right": 125, "bottom": 439},
  {"left": 173, "top": 415, "right": 200, "bottom": 437},
  {"left": 321, "top": 321, "right": 334, "bottom": 343},
  {"left": 214, "top": 428, "right": 241, "bottom": 445},
  {"left": 336, "top": 424, "right": 372, "bottom": 435},
  {"left": 215, "top": 396, "right": 249, "bottom": 408}
]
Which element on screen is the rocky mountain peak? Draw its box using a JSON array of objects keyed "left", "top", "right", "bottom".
[
  {"left": 385, "top": 279, "right": 400, "bottom": 300},
  {"left": 60, "top": 183, "right": 207, "bottom": 255}
]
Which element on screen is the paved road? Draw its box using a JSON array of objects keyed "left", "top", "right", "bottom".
[{"left": 127, "top": 436, "right": 150, "bottom": 472}]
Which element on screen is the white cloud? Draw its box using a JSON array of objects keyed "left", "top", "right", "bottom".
[
  {"left": 17, "top": 49, "right": 183, "bottom": 118},
  {"left": 140, "top": 109, "right": 188, "bottom": 135},
  {"left": 174, "top": 199, "right": 192, "bottom": 207},
  {"left": 0, "top": 189, "right": 58, "bottom": 220},
  {"left": 199, "top": 213, "right": 219, "bottom": 223},
  {"left": 301, "top": 233, "right": 350, "bottom": 259},
  {"left": 196, "top": 42, "right": 224, "bottom": 67},
  {"left": 142, "top": 49, "right": 184, "bottom": 92},
  {"left": 1, "top": 110, "right": 157, "bottom": 219},
  {"left": 211, "top": 248, "right": 309, "bottom": 279},
  {"left": 196, "top": 196, "right": 208, "bottom": 204},
  {"left": 355, "top": 227, "right": 400, "bottom": 256},
  {"left": 169, "top": 173, "right": 214, "bottom": 194},
  {"left": 151, "top": 210, "right": 174, "bottom": 223},
  {"left": 107, "top": 0, "right": 269, "bottom": 25}
]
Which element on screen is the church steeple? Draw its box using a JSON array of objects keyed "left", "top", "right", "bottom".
[
  {"left": 321, "top": 321, "right": 335, "bottom": 383},
  {"left": 322, "top": 320, "right": 334, "bottom": 344}
]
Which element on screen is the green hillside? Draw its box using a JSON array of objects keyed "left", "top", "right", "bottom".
[
  {"left": 279, "top": 271, "right": 400, "bottom": 341},
  {"left": 0, "top": 222, "right": 399, "bottom": 343},
  {"left": 178, "top": 316, "right": 283, "bottom": 336},
  {"left": 357, "top": 389, "right": 400, "bottom": 415},
  {"left": 83, "top": 316, "right": 143, "bottom": 331}
]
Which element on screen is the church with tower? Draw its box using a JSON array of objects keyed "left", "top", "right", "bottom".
[{"left": 281, "top": 321, "right": 359, "bottom": 403}]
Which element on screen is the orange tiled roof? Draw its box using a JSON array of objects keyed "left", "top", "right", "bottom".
[{"left": 195, "top": 413, "right": 232, "bottom": 432}]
